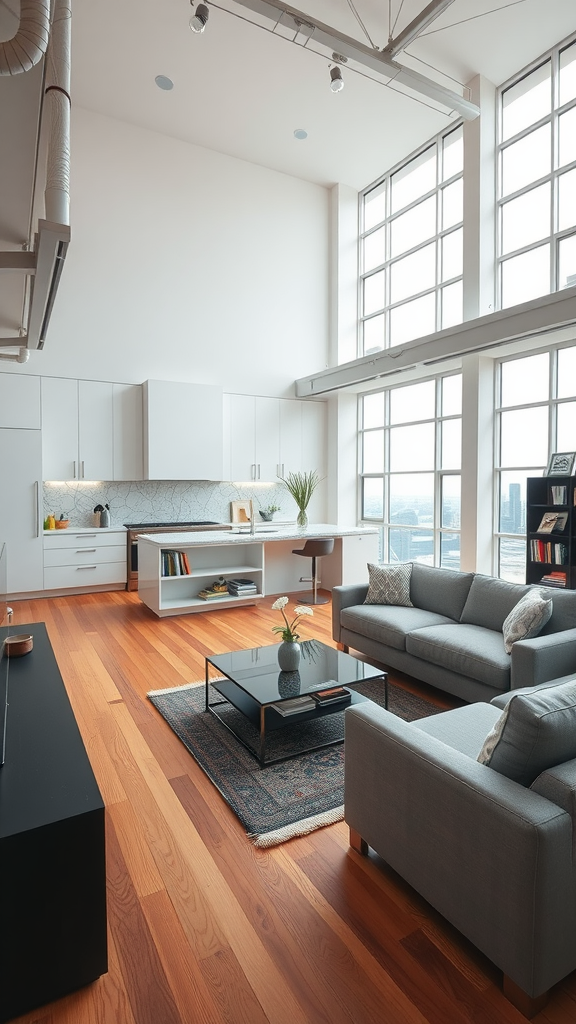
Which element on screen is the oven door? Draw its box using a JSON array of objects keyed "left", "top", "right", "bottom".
[{"left": 127, "top": 532, "right": 140, "bottom": 591}]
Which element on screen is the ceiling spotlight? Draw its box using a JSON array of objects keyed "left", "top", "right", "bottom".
[
  {"left": 329, "top": 66, "right": 344, "bottom": 93},
  {"left": 189, "top": 2, "right": 209, "bottom": 33}
]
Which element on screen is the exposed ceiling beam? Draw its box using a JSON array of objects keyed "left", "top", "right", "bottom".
[
  {"left": 383, "top": 0, "right": 457, "bottom": 57},
  {"left": 225, "top": 0, "right": 480, "bottom": 119}
]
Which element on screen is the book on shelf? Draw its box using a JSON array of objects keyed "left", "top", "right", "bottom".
[
  {"left": 162, "top": 550, "right": 191, "bottom": 577},
  {"left": 537, "top": 512, "right": 560, "bottom": 533},
  {"left": 197, "top": 587, "right": 230, "bottom": 600},
  {"left": 539, "top": 571, "right": 567, "bottom": 588},
  {"left": 311, "top": 686, "right": 351, "bottom": 706},
  {"left": 530, "top": 539, "right": 568, "bottom": 564},
  {"left": 271, "top": 695, "right": 316, "bottom": 716}
]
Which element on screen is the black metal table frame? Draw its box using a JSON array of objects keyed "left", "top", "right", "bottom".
[{"left": 205, "top": 653, "right": 388, "bottom": 767}]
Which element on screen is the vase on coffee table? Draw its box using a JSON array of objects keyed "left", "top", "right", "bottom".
[{"left": 278, "top": 641, "right": 301, "bottom": 672}]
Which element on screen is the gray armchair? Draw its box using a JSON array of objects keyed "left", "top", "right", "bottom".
[{"left": 345, "top": 698, "right": 576, "bottom": 1017}]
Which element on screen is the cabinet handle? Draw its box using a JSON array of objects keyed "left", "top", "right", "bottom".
[
  {"left": 76, "top": 565, "right": 97, "bottom": 570},
  {"left": 257, "top": 464, "right": 261, "bottom": 480},
  {"left": 35, "top": 480, "right": 40, "bottom": 537},
  {"left": 73, "top": 460, "right": 77, "bottom": 479},
  {"left": 81, "top": 460, "right": 85, "bottom": 479},
  {"left": 83, "top": 533, "right": 97, "bottom": 538},
  {"left": 77, "top": 548, "right": 97, "bottom": 553},
  {"left": 251, "top": 463, "right": 256, "bottom": 480}
]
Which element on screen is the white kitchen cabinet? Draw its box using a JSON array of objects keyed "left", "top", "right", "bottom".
[
  {"left": 41, "top": 377, "right": 114, "bottom": 481},
  {"left": 0, "top": 428, "right": 44, "bottom": 594},
  {"left": 278, "top": 399, "right": 326, "bottom": 478},
  {"left": 0, "top": 373, "right": 41, "bottom": 429},
  {"left": 143, "top": 379, "right": 223, "bottom": 480},
  {"left": 43, "top": 528, "right": 127, "bottom": 592},
  {"left": 112, "top": 383, "right": 143, "bottom": 480},
  {"left": 225, "top": 395, "right": 280, "bottom": 481}
]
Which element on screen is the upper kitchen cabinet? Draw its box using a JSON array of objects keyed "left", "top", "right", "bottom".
[
  {"left": 225, "top": 395, "right": 280, "bottom": 481},
  {"left": 143, "top": 380, "right": 223, "bottom": 480},
  {"left": 42, "top": 378, "right": 114, "bottom": 481},
  {"left": 223, "top": 395, "right": 326, "bottom": 482},
  {"left": 0, "top": 372, "right": 41, "bottom": 429},
  {"left": 113, "top": 383, "right": 143, "bottom": 481},
  {"left": 42, "top": 378, "right": 115, "bottom": 481}
]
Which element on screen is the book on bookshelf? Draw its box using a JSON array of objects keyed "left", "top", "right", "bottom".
[
  {"left": 537, "top": 512, "right": 560, "bottom": 533},
  {"left": 550, "top": 485, "right": 568, "bottom": 505},
  {"left": 197, "top": 587, "right": 230, "bottom": 600},
  {"left": 539, "top": 571, "right": 567, "bottom": 588}
]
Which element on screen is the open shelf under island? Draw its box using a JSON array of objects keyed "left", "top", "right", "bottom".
[{"left": 136, "top": 524, "right": 380, "bottom": 616}]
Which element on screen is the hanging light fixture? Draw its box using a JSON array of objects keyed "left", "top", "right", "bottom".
[
  {"left": 329, "top": 65, "right": 344, "bottom": 92},
  {"left": 189, "top": 2, "right": 209, "bottom": 33}
]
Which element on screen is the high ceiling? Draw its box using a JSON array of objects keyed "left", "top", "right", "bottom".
[{"left": 67, "top": 0, "right": 576, "bottom": 189}]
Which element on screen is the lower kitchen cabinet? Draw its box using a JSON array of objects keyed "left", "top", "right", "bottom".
[
  {"left": 0, "top": 427, "right": 44, "bottom": 595},
  {"left": 43, "top": 528, "right": 127, "bottom": 592}
]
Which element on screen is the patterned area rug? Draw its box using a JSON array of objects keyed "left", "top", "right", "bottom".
[{"left": 148, "top": 678, "right": 443, "bottom": 847}]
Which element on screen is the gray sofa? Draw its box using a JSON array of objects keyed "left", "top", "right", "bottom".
[
  {"left": 345, "top": 691, "right": 576, "bottom": 1015},
  {"left": 332, "top": 562, "right": 576, "bottom": 703}
]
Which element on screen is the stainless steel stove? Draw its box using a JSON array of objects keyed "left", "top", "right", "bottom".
[{"left": 125, "top": 520, "right": 230, "bottom": 590}]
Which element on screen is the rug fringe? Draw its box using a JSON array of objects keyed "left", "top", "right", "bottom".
[
  {"left": 249, "top": 805, "right": 344, "bottom": 848},
  {"left": 147, "top": 680, "right": 206, "bottom": 697}
]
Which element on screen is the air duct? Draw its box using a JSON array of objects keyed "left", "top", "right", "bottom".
[{"left": 0, "top": 0, "right": 50, "bottom": 76}]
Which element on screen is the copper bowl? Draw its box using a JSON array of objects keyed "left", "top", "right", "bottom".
[
  {"left": 5, "top": 634, "right": 33, "bottom": 657},
  {"left": 55, "top": 519, "right": 70, "bottom": 529}
]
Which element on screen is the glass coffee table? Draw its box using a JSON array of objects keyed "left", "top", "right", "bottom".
[{"left": 205, "top": 639, "right": 387, "bottom": 766}]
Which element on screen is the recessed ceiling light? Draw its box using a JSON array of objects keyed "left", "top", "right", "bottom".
[
  {"left": 294, "top": 129, "right": 308, "bottom": 140},
  {"left": 155, "top": 75, "right": 174, "bottom": 91}
]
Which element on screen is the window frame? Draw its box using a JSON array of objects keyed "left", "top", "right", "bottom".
[{"left": 358, "top": 123, "right": 464, "bottom": 357}]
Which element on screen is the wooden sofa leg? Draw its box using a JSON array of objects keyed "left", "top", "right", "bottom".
[
  {"left": 502, "top": 976, "right": 548, "bottom": 1018},
  {"left": 349, "top": 828, "right": 368, "bottom": 856},
  {"left": 337, "top": 642, "right": 349, "bottom": 653}
]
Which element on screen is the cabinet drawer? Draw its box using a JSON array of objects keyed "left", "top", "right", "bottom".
[
  {"left": 44, "top": 562, "right": 127, "bottom": 590},
  {"left": 44, "top": 544, "right": 127, "bottom": 568},
  {"left": 44, "top": 530, "right": 125, "bottom": 549}
]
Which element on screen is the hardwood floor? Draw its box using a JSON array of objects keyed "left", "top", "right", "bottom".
[{"left": 7, "top": 590, "right": 576, "bottom": 1024}]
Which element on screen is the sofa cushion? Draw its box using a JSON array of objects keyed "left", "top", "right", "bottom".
[
  {"left": 460, "top": 574, "right": 528, "bottom": 632},
  {"left": 502, "top": 589, "right": 554, "bottom": 654},
  {"left": 340, "top": 604, "right": 456, "bottom": 651},
  {"left": 409, "top": 563, "right": 474, "bottom": 621},
  {"left": 541, "top": 587, "right": 576, "bottom": 634},
  {"left": 406, "top": 623, "right": 511, "bottom": 690},
  {"left": 364, "top": 562, "right": 413, "bottom": 607},
  {"left": 413, "top": 702, "right": 502, "bottom": 758},
  {"left": 477, "top": 681, "right": 576, "bottom": 786}
]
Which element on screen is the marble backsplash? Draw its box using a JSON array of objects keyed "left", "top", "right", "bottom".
[{"left": 43, "top": 480, "right": 294, "bottom": 529}]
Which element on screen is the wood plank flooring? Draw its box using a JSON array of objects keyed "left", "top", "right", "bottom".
[{"left": 7, "top": 590, "right": 576, "bottom": 1024}]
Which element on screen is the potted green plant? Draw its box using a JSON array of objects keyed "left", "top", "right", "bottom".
[
  {"left": 259, "top": 503, "right": 281, "bottom": 522},
  {"left": 280, "top": 470, "right": 320, "bottom": 528}
]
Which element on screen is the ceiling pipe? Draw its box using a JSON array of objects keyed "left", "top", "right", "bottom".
[
  {"left": 0, "top": 348, "right": 31, "bottom": 363},
  {"left": 0, "top": 0, "right": 51, "bottom": 75},
  {"left": 383, "top": 0, "right": 457, "bottom": 58},
  {"left": 44, "top": 0, "right": 71, "bottom": 225}
]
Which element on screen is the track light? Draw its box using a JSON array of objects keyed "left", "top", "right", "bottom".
[
  {"left": 189, "top": 2, "right": 209, "bottom": 33},
  {"left": 329, "top": 65, "right": 344, "bottom": 92}
]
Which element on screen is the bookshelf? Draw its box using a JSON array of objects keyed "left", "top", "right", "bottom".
[{"left": 526, "top": 475, "right": 576, "bottom": 589}]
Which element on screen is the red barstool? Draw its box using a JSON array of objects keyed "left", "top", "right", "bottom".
[{"left": 291, "top": 538, "right": 335, "bottom": 604}]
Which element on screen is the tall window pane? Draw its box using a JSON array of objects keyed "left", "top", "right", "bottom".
[
  {"left": 389, "top": 293, "right": 436, "bottom": 345},
  {"left": 499, "top": 472, "right": 528, "bottom": 534},
  {"left": 501, "top": 244, "right": 550, "bottom": 307},
  {"left": 558, "top": 347, "right": 576, "bottom": 397},
  {"left": 441, "top": 476, "right": 461, "bottom": 527},
  {"left": 442, "top": 374, "right": 462, "bottom": 416},
  {"left": 501, "top": 183, "right": 550, "bottom": 254},
  {"left": 363, "top": 314, "right": 385, "bottom": 355},
  {"left": 441, "top": 228, "right": 463, "bottom": 281},
  {"left": 501, "top": 407, "right": 549, "bottom": 467},
  {"left": 390, "top": 244, "right": 435, "bottom": 303},
  {"left": 558, "top": 106, "right": 576, "bottom": 168},
  {"left": 558, "top": 233, "right": 576, "bottom": 289},
  {"left": 441, "top": 280, "right": 463, "bottom": 329},
  {"left": 559, "top": 42, "right": 576, "bottom": 105},
  {"left": 363, "top": 227, "right": 386, "bottom": 273},
  {"left": 390, "top": 380, "right": 435, "bottom": 424},
  {"left": 558, "top": 169, "right": 576, "bottom": 231},
  {"left": 390, "top": 196, "right": 436, "bottom": 257},
  {"left": 389, "top": 423, "right": 435, "bottom": 472},
  {"left": 362, "top": 391, "right": 385, "bottom": 427},
  {"left": 363, "top": 270, "right": 385, "bottom": 315},
  {"left": 441, "top": 420, "right": 461, "bottom": 469},
  {"left": 441, "top": 125, "right": 463, "bottom": 180},
  {"left": 364, "top": 182, "right": 386, "bottom": 231},
  {"left": 441, "top": 178, "right": 463, "bottom": 231},
  {"left": 362, "top": 477, "right": 383, "bottom": 518},
  {"left": 363, "top": 429, "right": 384, "bottom": 473},
  {"left": 502, "top": 61, "right": 551, "bottom": 141},
  {"left": 501, "top": 352, "right": 549, "bottom": 406},
  {"left": 557, "top": 401, "right": 576, "bottom": 450},
  {"left": 391, "top": 147, "right": 435, "bottom": 213},
  {"left": 501, "top": 124, "right": 551, "bottom": 196}
]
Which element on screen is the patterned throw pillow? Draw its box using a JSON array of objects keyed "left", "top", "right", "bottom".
[
  {"left": 364, "top": 562, "right": 413, "bottom": 607},
  {"left": 502, "top": 589, "right": 553, "bottom": 654}
]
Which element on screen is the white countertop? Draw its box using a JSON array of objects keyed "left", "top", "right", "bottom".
[
  {"left": 43, "top": 526, "right": 127, "bottom": 535},
  {"left": 137, "top": 523, "right": 379, "bottom": 546}
]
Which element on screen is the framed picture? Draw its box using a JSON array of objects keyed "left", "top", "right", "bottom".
[
  {"left": 230, "top": 500, "right": 252, "bottom": 524},
  {"left": 545, "top": 452, "right": 576, "bottom": 476}
]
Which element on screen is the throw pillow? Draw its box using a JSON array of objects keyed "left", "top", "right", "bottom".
[
  {"left": 477, "top": 681, "right": 576, "bottom": 786},
  {"left": 502, "top": 589, "right": 553, "bottom": 654},
  {"left": 364, "top": 562, "right": 413, "bottom": 607}
]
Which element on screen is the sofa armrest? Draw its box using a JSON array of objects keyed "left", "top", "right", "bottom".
[
  {"left": 331, "top": 583, "right": 369, "bottom": 643},
  {"left": 344, "top": 702, "right": 576, "bottom": 996},
  {"left": 510, "top": 628, "right": 576, "bottom": 689}
]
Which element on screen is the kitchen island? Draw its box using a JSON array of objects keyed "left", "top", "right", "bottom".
[{"left": 137, "top": 524, "right": 379, "bottom": 617}]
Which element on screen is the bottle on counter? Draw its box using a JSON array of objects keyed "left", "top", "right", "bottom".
[
  {"left": 47, "top": 514, "right": 56, "bottom": 530},
  {"left": 100, "top": 504, "right": 110, "bottom": 528}
]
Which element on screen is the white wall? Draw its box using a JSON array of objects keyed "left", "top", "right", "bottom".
[{"left": 13, "top": 107, "right": 330, "bottom": 395}]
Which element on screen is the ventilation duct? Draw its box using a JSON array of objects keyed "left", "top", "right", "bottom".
[{"left": 0, "top": 0, "right": 71, "bottom": 360}]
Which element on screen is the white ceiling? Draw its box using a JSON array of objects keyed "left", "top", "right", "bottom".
[{"left": 68, "top": 0, "right": 576, "bottom": 189}]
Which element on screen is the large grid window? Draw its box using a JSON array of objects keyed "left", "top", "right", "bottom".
[
  {"left": 497, "top": 36, "right": 576, "bottom": 308},
  {"left": 496, "top": 344, "right": 576, "bottom": 582},
  {"left": 359, "top": 125, "right": 464, "bottom": 356},
  {"left": 360, "top": 375, "right": 462, "bottom": 567}
]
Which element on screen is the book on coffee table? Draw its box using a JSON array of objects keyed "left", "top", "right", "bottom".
[{"left": 311, "top": 686, "right": 351, "bottom": 706}]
